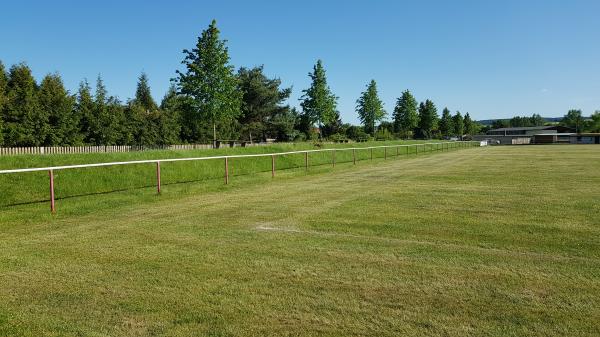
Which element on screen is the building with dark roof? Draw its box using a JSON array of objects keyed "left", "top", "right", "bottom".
[{"left": 473, "top": 125, "right": 575, "bottom": 145}]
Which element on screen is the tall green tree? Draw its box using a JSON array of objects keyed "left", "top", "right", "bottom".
[
  {"left": 586, "top": 111, "right": 600, "bottom": 133},
  {"left": 463, "top": 112, "right": 475, "bottom": 136},
  {"left": 439, "top": 107, "right": 454, "bottom": 138},
  {"left": 76, "top": 79, "right": 95, "bottom": 144},
  {"left": 561, "top": 109, "right": 584, "bottom": 133},
  {"left": 393, "top": 90, "right": 419, "bottom": 138},
  {"left": 158, "top": 85, "right": 183, "bottom": 145},
  {"left": 2, "top": 63, "right": 46, "bottom": 146},
  {"left": 38, "top": 73, "right": 79, "bottom": 145},
  {"left": 356, "top": 80, "right": 385, "bottom": 135},
  {"left": 237, "top": 66, "right": 292, "bottom": 141},
  {"left": 175, "top": 19, "right": 241, "bottom": 144},
  {"left": 134, "top": 72, "right": 158, "bottom": 111},
  {"left": 417, "top": 99, "right": 438, "bottom": 139},
  {"left": 453, "top": 111, "right": 464, "bottom": 138},
  {"left": 299, "top": 60, "right": 338, "bottom": 137},
  {"left": 125, "top": 73, "right": 160, "bottom": 145},
  {"left": 92, "top": 76, "right": 123, "bottom": 145},
  {"left": 0, "top": 61, "right": 6, "bottom": 145}
]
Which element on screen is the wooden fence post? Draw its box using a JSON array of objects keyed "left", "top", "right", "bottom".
[
  {"left": 332, "top": 150, "right": 336, "bottom": 167},
  {"left": 156, "top": 161, "right": 161, "bottom": 194},
  {"left": 305, "top": 151, "right": 308, "bottom": 170},
  {"left": 353, "top": 149, "right": 356, "bottom": 165},
  {"left": 224, "top": 157, "right": 229, "bottom": 184},
  {"left": 49, "top": 170, "right": 55, "bottom": 213},
  {"left": 370, "top": 148, "right": 373, "bottom": 161},
  {"left": 271, "top": 155, "right": 275, "bottom": 178},
  {"left": 384, "top": 147, "right": 387, "bottom": 160}
]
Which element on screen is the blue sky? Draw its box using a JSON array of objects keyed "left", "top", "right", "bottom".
[{"left": 2, "top": 0, "right": 599, "bottom": 123}]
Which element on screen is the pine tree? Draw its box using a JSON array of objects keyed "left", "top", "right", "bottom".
[
  {"left": 76, "top": 79, "right": 95, "bottom": 144},
  {"left": 439, "top": 107, "right": 454, "bottom": 138},
  {"left": 463, "top": 112, "right": 475, "bottom": 136},
  {"left": 0, "top": 61, "right": 6, "bottom": 145},
  {"left": 417, "top": 99, "right": 438, "bottom": 139},
  {"left": 2, "top": 63, "right": 46, "bottom": 146},
  {"left": 453, "top": 111, "right": 464, "bottom": 138},
  {"left": 126, "top": 73, "right": 160, "bottom": 146},
  {"left": 299, "top": 60, "right": 338, "bottom": 137},
  {"left": 175, "top": 19, "right": 241, "bottom": 144},
  {"left": 237, "top": 66, "right": 292, "bottom": 141},
  {"left": 93, "top": 76, "right": 123, "bottom": 145},
  {"left": 38, "top": 73, "right": 79, "bottom": 145},
  {"left": 393, "top": 90, "right": 419, "bottom": 138},
  {"left": 356, "top": 79, "right": 386, "bottom": 135},
  {"left": 134, "top": 72, "right": 158, "bottom": 111}
]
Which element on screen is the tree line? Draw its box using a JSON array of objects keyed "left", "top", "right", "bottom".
[
  {"left": 488, "top": 110, "right": 600, "bottom": 133},
  {"left": 0, "top": 20, "right": 481, "bottom": 148}
]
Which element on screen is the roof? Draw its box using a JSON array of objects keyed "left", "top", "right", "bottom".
[
  {"left": 573, "top": 133, "right": 600, "bottom": 136},
  {"left": 490, "top": 126, "right": 557, "bottom": 132},
  {"left": 534, "top": 133, "right": 575, "bottom": 136}
]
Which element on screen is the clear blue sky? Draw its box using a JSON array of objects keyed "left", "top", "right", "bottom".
[{"left": 2, "top": 0, "right": 599, "bottom": 123}]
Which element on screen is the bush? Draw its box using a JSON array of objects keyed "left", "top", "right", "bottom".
[
  {"left": 346, "top": 126, "right": 370, "bottom": 142},
  {"left": 328, "top": 133, "right": 348, "bottom": 143},
  {"left": 374, "top": 128, "right": 394, "bottom": 141}
]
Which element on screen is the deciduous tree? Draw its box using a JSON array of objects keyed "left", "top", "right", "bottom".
[
  {"left": 175, "top": 20, "right": 241, "bottom": 144},
  {"left": 299, "top": 60, "right": 338, "bottom": 137},
  {"left": 356, "top": 80, "right": 385, "bottom": 135}
]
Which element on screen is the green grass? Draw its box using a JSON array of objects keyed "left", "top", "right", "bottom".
[
  {"left": 1, "top": 145, "right": 599, "bottom": 336},
  {"left": 0, "top": 140, "right": 466, "bottom": 207}
]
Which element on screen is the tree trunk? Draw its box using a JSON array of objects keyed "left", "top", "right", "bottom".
[{"left": 213, "top": 123, "right": 216, "bottom": 147}]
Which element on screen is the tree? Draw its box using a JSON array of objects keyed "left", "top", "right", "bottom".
[
  {"left": 439, "top": 107, "right": 454, "bottom": 138},
  {"left": 463, "top": 112, "right": 475, "bottom": 136},
  {"left": 529, "top": 113, "right": 544, "bottom": 126},
  {"left": 561, "top": 109, "right": 584, "bottom": 133},
  {"left": 38, "top": 73, "right": 79, "bottom": 145},
  {"left": 0, "top": 61, "right": 6, "bottom": 145},
  {"left": 175, "top": 19, "right": 241, "bottom": 144},
  {"left": 393, "top": 90, "right": 418, "bottom": 138},
  {"left": 76, "top": 79, "right": 95, "bottom": 144},
  {"left": 356, "top": 79, "right": 385, "bottom": 135},
  {"left": 134, "top": 72, "right": 158, "bottom": 111},
  {"left": 2, "top": 63, "right": 46, "bottom": 146},
  {"left": 491, "top": 119, "right": 509, "bottom": 129},
  {"left": 586, "top": 111, "right": 600, "bottom": 133},
  {"left": 158, "top": 85, "right": 183, "bottom": 145},
  {"left": 299, "top": 60, "right": 338, "bottom": 137},
  {"left": 92, "top": 76, "right": 123, "bottom": 145},
  {"left": 237, "top": 66, "right": 292, "bottom": 141},
  {"left": 125, "top": 73, "right": 160, "bottom": 145},
  {"left": 417, "top": 99, "right": 438, "bottom": 139},
  {"left": 452, "top": 111, "right": 464, "bottom": 138}
]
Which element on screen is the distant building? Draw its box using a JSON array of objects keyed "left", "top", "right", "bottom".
[{"left": 473, "top": 126, "right": 574, "bottom": 145}]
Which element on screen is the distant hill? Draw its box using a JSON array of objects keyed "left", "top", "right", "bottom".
[{"left": 477, "top": 117, "right": 563, "bottom": 126}]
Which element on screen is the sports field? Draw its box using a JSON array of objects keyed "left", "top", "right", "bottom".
[{"left": 1, "top": 145, "right": 599, "bottom": 336}]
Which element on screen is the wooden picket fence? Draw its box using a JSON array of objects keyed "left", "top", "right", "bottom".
[{"left": 0, "top": 143, "right": 269, "bottom": 156}]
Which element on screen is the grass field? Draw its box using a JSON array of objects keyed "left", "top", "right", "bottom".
[{"left": 1, "top": 145, "right": 599, "bottom": 336}]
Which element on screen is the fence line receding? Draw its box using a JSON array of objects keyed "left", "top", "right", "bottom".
[{"left": 0, "top": 141, "right": 480, "bottom": 213}]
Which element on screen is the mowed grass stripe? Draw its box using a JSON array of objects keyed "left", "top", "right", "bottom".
[{"left": 0, "top": 145, "right": 599, "bottom": 336}]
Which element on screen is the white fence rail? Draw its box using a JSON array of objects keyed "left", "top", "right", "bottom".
[
  {"left": 0, "top": 141, "right": 480, "bottom": 213},
  {"left": 0, "top": 143, "right": 272, "bottom": 156}
]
